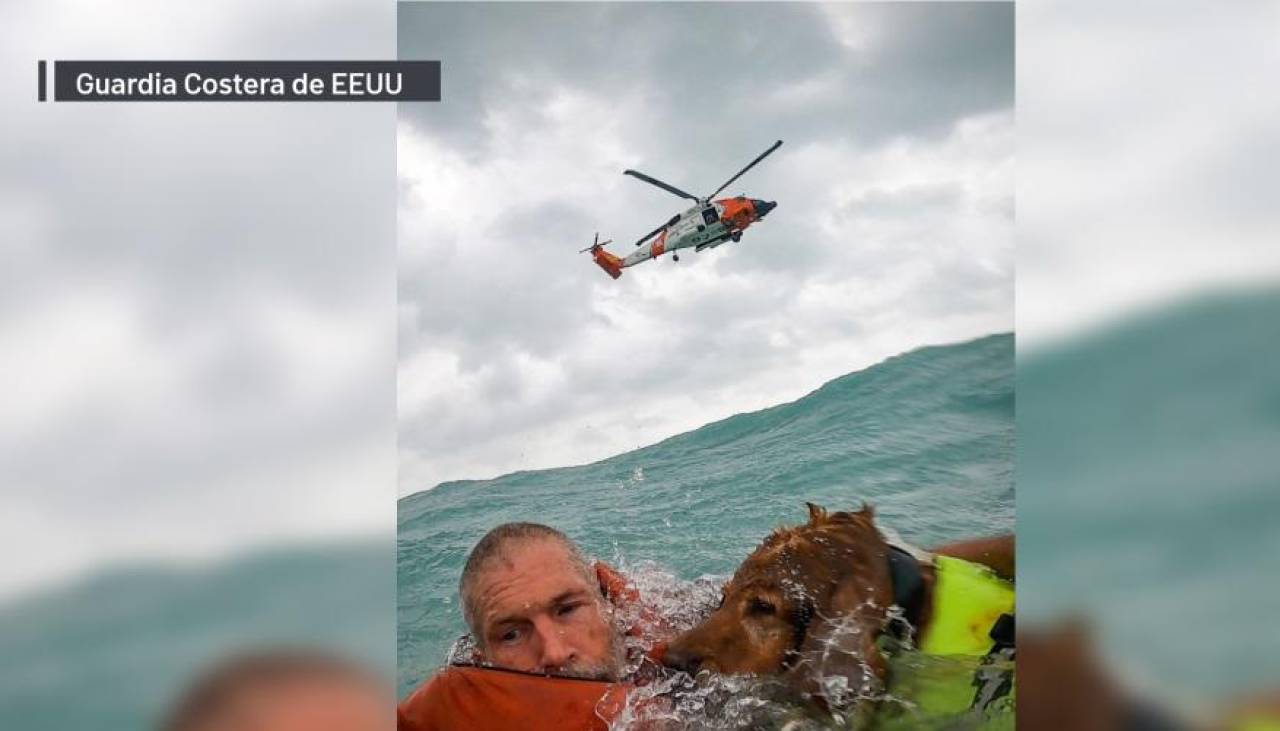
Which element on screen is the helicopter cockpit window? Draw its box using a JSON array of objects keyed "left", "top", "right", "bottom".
[{"left": 701, "top": 207, "right": 719, "bottom": 225}]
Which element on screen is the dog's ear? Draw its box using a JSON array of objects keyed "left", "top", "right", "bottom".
[
  {"left": 805, "top": 502, "right": 827, "bottom": 524},
  {"left": 783, "top": 569, "right": 889, "bottom": 713}
]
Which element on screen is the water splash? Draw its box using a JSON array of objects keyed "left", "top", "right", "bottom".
[
  {"left": 603, "top": 564, "right": 1008, "bottom": 730},
  {"left": 440, "top": 559, "right": 1011, "bottom": 729}
]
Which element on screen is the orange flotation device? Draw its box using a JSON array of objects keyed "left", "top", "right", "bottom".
[
  {"left": 397, "top": 665, "right": 628, "bottom": 731},
  {"left": 398, "top": 562, "right": 667, "bottom": 730}
]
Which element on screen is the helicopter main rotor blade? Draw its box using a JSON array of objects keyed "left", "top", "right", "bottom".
[
  {"left": 635, "top": 224, "right": 664, "bottom": 247},
  {"left": 706, "top": 140, "right": 783, "bottom": 200},
  {"left": 634, "top": 214, "right": 681, "bottom": 247},
  {"left": 624, "top": 169, "right": 699, "bottom": 202}
]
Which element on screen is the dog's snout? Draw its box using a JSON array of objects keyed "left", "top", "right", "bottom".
[{"left": 662, "top": 645, "right": 705, "bottom": 674}]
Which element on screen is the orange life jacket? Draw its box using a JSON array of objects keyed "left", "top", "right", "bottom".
[
  {"left": 397, "top": 562, "right": 661, "bottom": 730},
  {"left": 397, "top": 665, "right": 628, "bottom": 731}
]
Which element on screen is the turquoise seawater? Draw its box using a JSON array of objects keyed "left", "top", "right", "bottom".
[
  {"left": 1019, "top": 289, "right": 1280, "bottom": 706},
  {"left": 7, "top": 289, "right": 1276, "bottom": 729},
  {"left": 397, "top": 333, "right": 1016, "bottom": 697},
  {"left": 0, "top": 542, "right": 395, "bottom": 731}
]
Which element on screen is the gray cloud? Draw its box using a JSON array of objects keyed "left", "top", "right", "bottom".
[
  {"left": 398, "top": 2, "right": 1015, "bottom": 493},
  {"left": 1017, "top": 1, "right": 1280, "bottom": 346},
  {"left": 399, "top": 3, "right": 1012, "bottom": 159},
  {"left": 0, "top": 0, "right": 396, "bottom": 598}
]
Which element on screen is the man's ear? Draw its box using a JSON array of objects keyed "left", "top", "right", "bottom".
[{"left": 783, "top": 575, "right": 888, "bottom": 712}]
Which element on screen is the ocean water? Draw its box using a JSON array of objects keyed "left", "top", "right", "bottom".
[
  {"left": 0, "top": 541, "right": 395, "bottom": 731},
  {"left": 1019, "top": 289, "right": 1280, "bottom": 708},
  {"left": 397, "top": 332, "right": 1016, "bottom": 700},
  {"left": 6, "top": 289, "right": 1274, "bottom": 729}
]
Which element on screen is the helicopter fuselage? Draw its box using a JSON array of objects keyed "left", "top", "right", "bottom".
[{"left": 619, "top": 196, "right": 775, "bottom": 269}]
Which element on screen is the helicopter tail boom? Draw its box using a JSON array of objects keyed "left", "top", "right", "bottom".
[{"left": 591, "top": 246, "right": 624, "bottom": 279}]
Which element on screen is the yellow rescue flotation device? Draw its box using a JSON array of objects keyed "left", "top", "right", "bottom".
[
  {"left": 920, "top": 555, "right": 1016, "bottom": 656},
  {"left": 874, "top": 554, "right": 1016, "bottom": 729}
]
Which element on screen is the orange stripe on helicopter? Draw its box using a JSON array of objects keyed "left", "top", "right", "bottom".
[{"left": 650, "top": 230, "right": 667, "bottom": 258}]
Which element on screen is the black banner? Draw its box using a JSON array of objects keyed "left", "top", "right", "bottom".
[{"left": 49, "top": 61, "right": 440, "bottom": 102}]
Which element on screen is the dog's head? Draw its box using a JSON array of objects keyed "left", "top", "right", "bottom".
[{"left": 664, "top": 503, "right": 894, "bottom": 707}]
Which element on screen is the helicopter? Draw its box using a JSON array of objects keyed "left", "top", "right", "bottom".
[{"left": 581, "top": 140, "right": 781, "bottom": 279}]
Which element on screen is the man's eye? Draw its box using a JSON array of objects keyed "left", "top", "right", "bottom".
[
  {"left": 557, "top": 602, "right": 582, "bottom": 617},
  {"left": 500, "top": 628, "right": 521, "bottom": 644},
  {"left": 748, "top": 598, "right": 777, "bottom": 616}
]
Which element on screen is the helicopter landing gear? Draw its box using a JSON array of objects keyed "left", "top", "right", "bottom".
[{"left": 731, "top": 231, "right": 742, "bottom": 243}]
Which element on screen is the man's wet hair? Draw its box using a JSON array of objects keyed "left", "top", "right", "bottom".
[
  {"left": 459, "top": 522, "right": 594, "bottom": 640},
  {"left": 159, "top": 649, "right": 383, "bottom": 731}
]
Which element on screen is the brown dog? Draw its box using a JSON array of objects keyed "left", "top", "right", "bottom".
[{"left": 663, "top": 502, "right": 1013, "bottom": 712}]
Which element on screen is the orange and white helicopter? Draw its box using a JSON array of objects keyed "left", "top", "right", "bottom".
[{"left": 581, "top": 140, "right": 781, "bottom": 279}]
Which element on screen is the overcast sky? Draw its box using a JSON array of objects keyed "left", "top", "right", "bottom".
[
  {"left": 398, "top": 2, "right": 1016, "bottom": 495},
  {"left": 0, "top": 0, "right": 395, "bottom": 600},
  {"left": 2, "top": 0, "right": 1274, "bottom": 609},
  {"left": 1017, "top": 0, "right": 1280, "bottom": 347}
]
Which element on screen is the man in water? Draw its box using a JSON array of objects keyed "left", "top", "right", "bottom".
[
  {"left": 399, "top": 523, "right": 634, "bottom": 730},
  {"left": 398, "top": 521, "right": 1018, "bottom": 730},
  {"left": 456, "top": 522, "right": 627, "bottom": 680}
]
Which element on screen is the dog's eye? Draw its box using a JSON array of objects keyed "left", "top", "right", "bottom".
[{"left": 748, "top": 598, "right": 777, "bottom": 616}]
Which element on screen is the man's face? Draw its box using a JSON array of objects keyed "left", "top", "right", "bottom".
[{"left": 471, "top": 539, "right": 622, "bottom": 680}]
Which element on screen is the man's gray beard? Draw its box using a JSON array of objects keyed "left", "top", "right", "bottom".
[{"left": 553, "top": 630, "right": 626, "bottom": 682}]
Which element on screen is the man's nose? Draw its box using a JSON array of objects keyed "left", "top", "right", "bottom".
[{"left": 533, "top": 617, "right": 576, "bottom": 671}]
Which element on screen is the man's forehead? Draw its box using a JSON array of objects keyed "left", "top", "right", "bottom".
[
  {"left": 473, "top": 540, "right": 592, "bottom": 607},
  {"left": 482, "top": 535, "right": 579, "bottom": 571}
]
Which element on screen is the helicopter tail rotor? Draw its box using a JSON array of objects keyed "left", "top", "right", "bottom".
[
  {"left": 578, "top": 232, "right": 614, "bottom": 254},
  {"left": 580, "top": 232, "right": 623, "bottom": 279}
]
